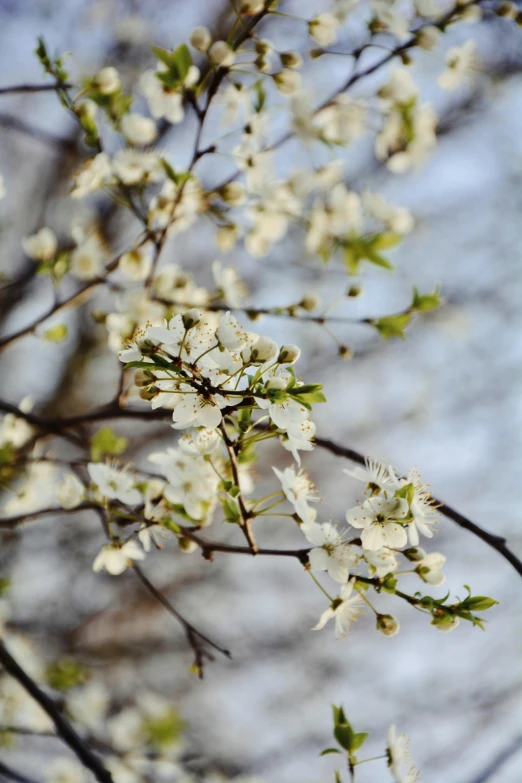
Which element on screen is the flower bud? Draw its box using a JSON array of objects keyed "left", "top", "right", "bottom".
[
  {"left": 255, "top": 39, "right": 272, "bottom": 55},
  {"left": 273, "top": 70, "right": 301, "bottom": 96},
  {"left": 255, "top": 55, "right": 272, "bottom": 74},
  {"left": 403, "top": 547, "right": 426, "bottom": 562},
  {"left": 278, "top": 344, "right": 301, "bottom": 364},
  {"left": 220, "top": 181, "right": 245, "bottom": 206},
  {"left": 240, "top": 0, "right": 264, "bottom": 13},
  {"left": 216, "top": 225, "right": 239, "bottom": 251},
  {"left": 308, "top": 14, "right": 339, "bottom": 47},
  {"left": 182, "top": 308, "right": 202, "bottom": 329},
  {"left": 300, "top": 292, "right": 321, "bottom": 311},
  {"left": 416, "top": 26, "right": 440, "bottom": 51},
  {"left": 190, "top": 26, "right": 212, "bottom": 52},
  {"left": 93, "top": 66, "right": 121, "bottom": 95},
  {"left": 178, "top": 536, "right": 198, "bottom": 554},
  {"left": 134, "top": 369, "right": 154, "bottom": 388},
  {"left": 376, "top": 614, "right": 400, "bottom": 637},
  {"left": 245, "top": 336, "right": 279, "bottom": 364},
  {"left": 338, "top": 345, "right": 353, "bottom": 360},
  {"left": 139, "top": 385, "right": 158, "bottom": 401},
  {"left": 347, "top": 285, "right": 362, "bottom": 298},
  {"left": 120, "top": 113, "right": 157, "bottom": 146},
  {"left": 280, "top": 51, "right": 302, "bottom": 69},
  {"left": 209, "top": 41, "right": 235, "bottom": 67},
  {"left": 266, "top": 376, "right": 287, "bottom": 391}
]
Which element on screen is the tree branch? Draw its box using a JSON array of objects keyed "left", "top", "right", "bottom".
[
  {"left": 0, "top": 761, "right": 40, "bottom": 783},
  {"left": 132, "top": 564, "right": 231, "bottom": 678},
  {"left": 0, "top": 82, "right": 73, "bottom": 96},
  {"left": 0, "top": 641, "right": 114, "bottom": 783}
]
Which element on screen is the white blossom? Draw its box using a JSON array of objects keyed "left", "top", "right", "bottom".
[
  {"left": 93, "top": 66, "right": 121, "bottom": 95},
  {"left": 273, "top": 465, "right": 319, "bottom": 523},
  {"left": 92, "top": 540, "right": 145, "bottom": 575},
  {"left": 209, "top": 41, "right": 235, "bottom": 67},
  {"left": 387, "top": 724, "right": 421, "bottom": 783},
  {"left": 438, "top": 40, "right": 477, "bottom": 91},
  {"left": 121, "top": 113, "right": 157, "bottom": 145},
  {"left": 308, "top": 14, "right": 340, "bottom": 46},
  {"left": 139, "top": 70, "right": 185, "bottom": 124},
  {"left": 87, "top": 462, "right": 142, "bottom": 505},
  {"left": 71, "top": 152, "right": 111, "bottom": 198},
  {"left": 417, "top": 552, "right": 446, "bottom": 585},
  {"left": 22, "top": 227, "right": 57, "bottom": 261},
  {"left": 312, "top": 579, "right": 363, "bottom": 638},
  {"left": 344, "top": 457, "right": 401, "bottom": 492},
  {"left": 119, "top": 243, "right": 154, "bottom": 281},
  {"left": 57, "top": 473, "right": 85, "bottom": 510},
  {"left": 190, "top": 26, "right": 212, "bottom": 52},
  {"left": 302, "top": 521, "right": 358, "bottom": 582},
  {"left": 346, "top": 496, "right": 409, "bottom": 550},
  {"left": 44, "top": 758, "right": 86, "bottom": 783}
]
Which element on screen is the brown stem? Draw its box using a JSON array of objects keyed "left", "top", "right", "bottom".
[{"left": 219, "top": 421, "right": 258, "bottom": 552}]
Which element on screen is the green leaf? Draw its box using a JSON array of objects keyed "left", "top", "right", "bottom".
[
  {"left": 350, "top": 732, "right": 369, "bottom": 751},
  {"left": 364, "top": 248, "right": 394, "bottom": 270},
  {"left": 334, "top": 772, "right": 342, "bottom": 783},
  {"left": 142, "top": 708, "right": 184, "bottom": 750},
  {"left": 44, "top": 324, "right": 68, "bottom": 343},
  {"left": 152, "top": 45, "right": 177, "bottom": 69},
  {"left": 411, "top": 286, "right": 442, "bottom": 313},
  {"left": 370, "top": 231, "right": 402, "bottom": 251},
  {"left": 90, "top": 426, "right": 129, "bottom": 462},
  {"left": 395, "top": 483, "right": 414, "bottom": 504},
  {"left": 371, "top": 312, "right": 412, "bottom": 340},
  {"left": 332, "top": 705, "right": 347, "bottom": 726},
  {"left": 46, "top": 659, "right": 88, "bottom": 692},
  {"left": 320, "top": 748, "right": 342, "bottom": 757},
  {"left": 173, "top": 43, "right": 192, "bottom": 81},
  {"left": 288, "top": 383, "right": 327, "bottom": 406},
  {"left": 334, "top": 723, "right": 354, "bottom": 751},
  {"left": 461, "top": 596, "right": 498, "bottom": 611},
  {"left": 222, "top": 495, "right": 240, "bottom": 523}
]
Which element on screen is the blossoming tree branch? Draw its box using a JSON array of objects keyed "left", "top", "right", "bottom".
[{"left": 0, "top": 2, "right": 520, "bottom": 783}]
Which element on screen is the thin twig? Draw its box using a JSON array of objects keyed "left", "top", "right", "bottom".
[
  {"left": 0, "top": 761, "right": 40, "bottom": 783},
  {"left": 0, "top": 82, "right": 73, "bottom": 96},
  {"left": 0, "top": 641, "right": 114, "bottom": 783},
  {"left": 132, "top": 564, "right": 231, "bottom": 678}
]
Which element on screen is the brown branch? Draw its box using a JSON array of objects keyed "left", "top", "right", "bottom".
[
  {"left": 219, "top": 421, "right": 258, "bottom": 552},
  {"left": 0, "top": 504, "right": 97, "bottom": 530},
  {"left": 0, "top": 761, "right": 40, "bottom": 783},
  {"left": 0, "top": 641, "right": 114, "bottom": 783},
  {"left": 132, "top": 564, "right": 231, "bottom": 678},
  {"left": 0, "top": 82, "right": 73, "bottom": 96}
]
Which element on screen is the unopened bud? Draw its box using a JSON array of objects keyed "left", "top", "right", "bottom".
[
  {"left": 338, "top": 345, "right": 353, "bottom": 360},
  {"left": 209, "top": 41, "right": 235, "bottom": 67},
  {"left": 240, "top": 0, "right": 264, "bottom": 14},
  {"left": 273, "top": 70, "right": 301, "bottom": 95},
  {"left": 182, "top": 308, "right": 201, "bottom": 329},
  {"left": 134, "top": 369, "right": 154, "bottom": 388},
  {"left": 376, "top": 614, "right": 400, "bottom": 637},
  {"left": 92, "top": 67, "right": 121, "bottom": 95},
  {"left": 416, "top": 26, "right": 440, "bottom": 51},
  {"left": 220, "top": 181, "right": 245, "bottom": 206},
  {"left": 178, "top": 536, "right": 198, "bottom": 554},
  {"left": 255, "top": 55, "right": 272, "bottom": 74},
  {"left": 404, "top": 547, "right": 426, "bottom": 562},
  {"left": 245, "top": 336, "right": 278, "bottom": 364},
  {"left": 190, "top": 26, "right": 212, "bottom": 52},
  {"left": 280, "top": 51, "right": 302, "bottom": 69},
  {"left": 216, "top": 225, "right": 239, "bottom": 251},
  {"left": 255, "top": 39, "right": 272, "bottom": 56},
  {"left": 300, "top": 292, "right": 321, "bottom": 311},
  {"left": 347, "top": 285, "right": 361, "bottom": 298},
  {"left": 309, "top": 48, "right": 325, "bottom": 59},
  {"left": 266, "top": 376, "right": 287, "bottom": 391},
  {"left": 278, "top": 344, "right": 301, "bottom": 364}
]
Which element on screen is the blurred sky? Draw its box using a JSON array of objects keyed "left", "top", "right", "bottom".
[{"left": 0, "top": 2, "right": 522, "bottom": 782}]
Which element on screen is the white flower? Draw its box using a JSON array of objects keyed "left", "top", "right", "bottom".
[
  {"left": 212, "top": 261, "right": 247, "bottom": 308},
  {"left": 364, "top": 191, "right": 414, "bottom": 235},
  {"left": 57, "top": 473, "right": 85, "bottom": 510},
  {"left": 387, "top": 725, "right": 421, "bottom": 783},
  {"left": 273, "top": 69, "right": 301, "bottom": 96},
  {"left": 22, "top": 227, "right": 57, "bottom": 261},
  {"left": 171, "top": 388, "right": 228, "bottom": 430},
  {"left": 303, "top": 521, "right": 358, "bottom": 582},
  {"left": 242, "top": 336, "right": 279, "bottom": 365},
  {"left": 312, "top": 579, "right": 363, "bottom": 638},
  {"left": 0, "top": 399, "right": 34, "bottom": 448},
  {"left": 119, "top": 243, "right": 154, "bottom": 281},
  {"left": 344, "top": 457, "right": 401, "bottom": 492},
  {"left": 281, "top": 417, "right": 316, "bottom": 465},
  {"left": 417, "top": 552, "right": 446, "bottom": 586},
  {"left": 438, "top": 40, "right": 477, "bottom": 91},
  {"left": 44, "top": 757, "right": 86, "bottom": 783},
  {"left": 93, "top": 66, "right": 121, "bottom": 95},
  {"left": 92, "top": 540, "right": 145, "bottom": 575},
  {"left": 308, "top": 13, "right": 339, "bottom": 46},
  {"left": 273, "top": 465, "right": 319, "bottom": 523},
  {"left": 217, "top": 311, "right": 251, "bottom": 351},
  {"left": 149, "top": 447, "right": 218, "bottom": 522},
  {"left": 67, "top": 681, "right": 109, "bottom": 732},
  {"left": 346, "top": 496, "right": 409, "bottom": 550},
  {"left": 121, "top": 113, "right": 157, "bottom": 145},
  {"left": 190, "top": 26, "right": 212, "bottom": 52},
  {"left": 362, "top": 547, "right": 398, "bottom": 577},
  {"left": 209, "top": 41, "right": 235, "bottom": 67},
  {"left": 179, "top": 428, "right": 221, "bottom": 456},
  {"left": 139, "top": 70, "right": 184, "bottom": 124},
  {"left": 87, "top": 462, "right": 142, "bottom": 505},
  {"left": 70, "top": 234, "right": 105, "bottom": 280},
  {"left": 71, "top": 152, "right": 111, "bottom": 198},
  {"left": 112, "top": 149, "right": 163, "bottom": 185},
  {"left": 138, "top": 524, "right": 168, "bottom": 552},
  {"left": 403, "top": 468, "right": 438, "bottom": 544}
]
